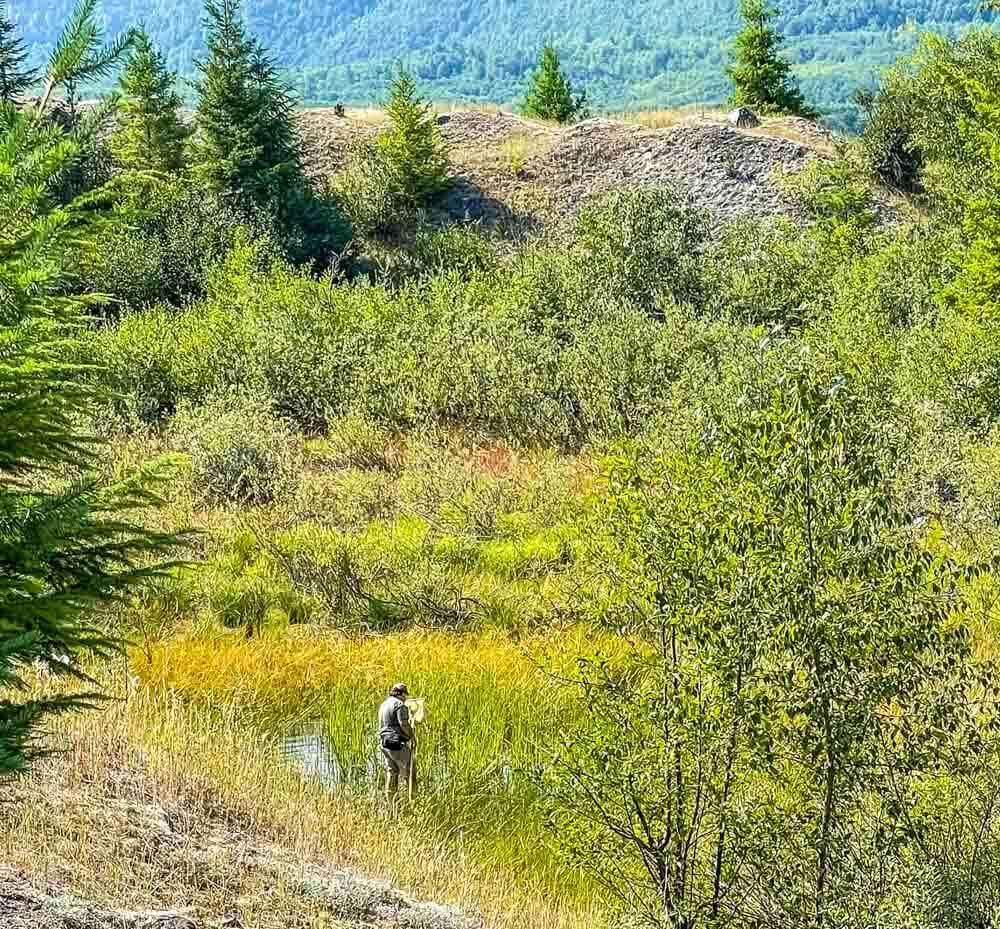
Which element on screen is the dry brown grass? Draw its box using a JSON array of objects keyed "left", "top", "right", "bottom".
[
  {"left": 339, "top": 106, "right": 389, "bottom": 125},
  {"left": 0, "top": 678, "right": 604, "bottom": 929},
  {"left": 452, "top": 131, "right": 555, "bottom": 178},
  {"left": 615, "top": 107, "right": 840, "bottom": 156},
  {"left": 432, "top": 102, "right": 511, "bottom": 116},
  {"left": 305, "top": 102, "right": 512, "bottom": 124},
  {"left": 613, "top": 105, "right": 727, "bottom": 130},
  {"left": 746, "top": 119, "right": 838, "bottom": 156}
]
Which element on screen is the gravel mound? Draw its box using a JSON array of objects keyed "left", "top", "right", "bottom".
[
  {"left": 768, "top": 115, "right": 837, "bottom": 147},
  {"left": 296, "top": 110, "right": 381, "bottom": 176},
  {"left": 528, "top": 118, "right": 813, "bottom": 223},
  {"left": 295, "top": 107, "right": 828, "bottom": 228},
  {"left": 435, "top": 110, "right": 555, "bottom": 148}
]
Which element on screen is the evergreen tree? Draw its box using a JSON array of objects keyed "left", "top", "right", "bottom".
[
  {"left": 190, "top": 0, "right": 348, "bottom": 264},
  {"left": 190, "top": 0, "right": 296, "bottom": 209},
  {"left": 376, "top": 68, "right": 449, "bottom": 204},
  {"left": 110, "top": 29, "right": 188, "bottom": 174},
  {"left": 727, "top": 0, "right": 816, "bottom": 118},
  {"left": 37, "top": 0, "right": 134, "bottom": 115},
  {"left": 521, "top": 42, "right": 587, "bottom": 124},
  {"left": 32, "top": 0, "right": 134, "bottom": 206},
  {"left": 0, "top": 0, "right": 35, "bottom": 104},
  {"left": 0, "top": 5, "right": 185, "bottom": 778}
]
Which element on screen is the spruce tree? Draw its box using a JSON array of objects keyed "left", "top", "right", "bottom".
[
  {"left": 190, "top": 0, "right": 348, "bottom": 264},
  {"left": 110, "top": 29, "right": 188, "bottom": 174},
  {"left": 727, "top": 0, "right": 816, "bottom": 118},
  {"left": 0, "top": 0, "right": 35, "bottom": 104},
  {"left": 0, "top": 5, "right": 185, "bottom": 778},
  {"left": 521, "top": 43, "right": 587, "bottom": 124},
  {"left": 376, "top": 68, "right": 450, "bottom": 204}
]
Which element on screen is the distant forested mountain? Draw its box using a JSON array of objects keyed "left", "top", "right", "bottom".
[{"left": 9, "top": 0, "right": 995, "bottom": 125}]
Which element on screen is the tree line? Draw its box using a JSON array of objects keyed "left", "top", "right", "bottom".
[{"left": 7, "top": 0, "right": 994, "bottom": 127}]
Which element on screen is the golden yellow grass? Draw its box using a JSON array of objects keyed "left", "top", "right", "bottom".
[
  {"left": 134, "top": 624, "right": 612, "bottom": 706},
  {"left": 1, "top": 672, "right": 604, "bottom": 929},
  {"left": 134, "top": 624, "right": 628, "bottom": 907},
  {"left": 432, "top": 101, "right": 511, "bottom": 116},
  {"left": 304, "top": 102, "right": 510, "bottom": 124},
  {"left": 616, "top": 106, "right": 840, "bottom": 155}
]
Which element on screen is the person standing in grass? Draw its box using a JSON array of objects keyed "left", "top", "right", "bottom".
[{"left": 378, "top": 682, "right": 415, "bottom": 804}]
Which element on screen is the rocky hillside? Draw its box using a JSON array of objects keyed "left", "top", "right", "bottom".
[{"left": 298, "top": 108, "right": 837, "bottom": 233}]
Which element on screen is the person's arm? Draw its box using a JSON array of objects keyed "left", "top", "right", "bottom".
[{"left": 397, "top": 703, "right": 415, "bottom": 741}]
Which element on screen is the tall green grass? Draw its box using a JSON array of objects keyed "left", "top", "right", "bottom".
[{"left": 135, "top": 625, "right": 624, "bottom": 901}]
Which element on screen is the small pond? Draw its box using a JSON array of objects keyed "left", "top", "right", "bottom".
[{"left": 279, "top": 722, "right": 382, "bottom": 788}]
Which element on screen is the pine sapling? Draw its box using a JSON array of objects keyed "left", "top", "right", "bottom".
[
  {"left": 111, "top": 29, "right": 188, "bottom": 174},
  {"left": 727, "top": 0, "right": 816, "bottom": 118},
  {"left": 521, "top": 43, "right": 588, "bottom": 124}
]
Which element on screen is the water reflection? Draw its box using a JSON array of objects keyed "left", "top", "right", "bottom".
[
  {"left": 280, "top": 724, "right": 342, "bottom": 787},
  {"left": 279, "top": 723, "right": 383, "bottom": 788}
]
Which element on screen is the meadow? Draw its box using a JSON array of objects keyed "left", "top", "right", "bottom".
[
  {"left": 0, "top": 673, "right": 604, "bottom": 929},
  {"left": 79, "top": 423, "right": 627, "bottom": 922}
]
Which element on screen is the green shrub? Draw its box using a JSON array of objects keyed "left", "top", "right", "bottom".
[
  {"left": 900, "top": 308, "right": 1000, "bottom": 435},
  {"left": 170, "top": 389, "right": 300, "bottom": 506},
  {"left": 89, "top": 253, "right": 266, "bottom": 428},
  {"left": 855, "top": 83, "right": 924, "bottom": 193},
  {"left": 280, "top": 185, "right": 354, "bottom": 270},
  {"left": 825, "top": 223, "right": 960, "bottom": 330},
  {"left": 330, "top": 140, "right": 408, "bottom": 237},
  {"left": 198, "top": 531, "right": 316, "bottom": 636},
  {"left": 246, "top": 276, "right": 381, "bottom": 431},
  {"left": 316, "top": 416, "right": 401, "bottom": 472},
  {"left": 786, "top": 155, "right": 878, "bottom": 231},
  {"left": 859, "top": 31, "right": 1000, "bottom": 203},
  {"left": 376, "top": 225, "right": 499, "bottom": 285},
  {"left": 331, "top": 71, "right": 449, "bottom": 237},
  {"left": 92, "top": 307, "right": 183, "bottom": 424},
  {"left": 82, "top": 181, "right": 273, "bottom": 312},
  {"left": 570, "top": 188, "right": 707, "bottom": 317},
  {"left": 561, "top": 306, "right": 721, "bottom": 437},
  {"left": 703, "top": 217, "right": 814, "bottom": 325},
  {"left": 265, "top": 522, "right": 431, "bottom": 631},
  {"left": 89, "top": 241, "right": 728, "bottom": 445},
  {"left": 49, "top": 133, "right": 116, "bottom": 205}
]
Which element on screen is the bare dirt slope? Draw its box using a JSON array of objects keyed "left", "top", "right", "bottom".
[{"left": 297, "top": 108, "right": 836, "bottom": 231}]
